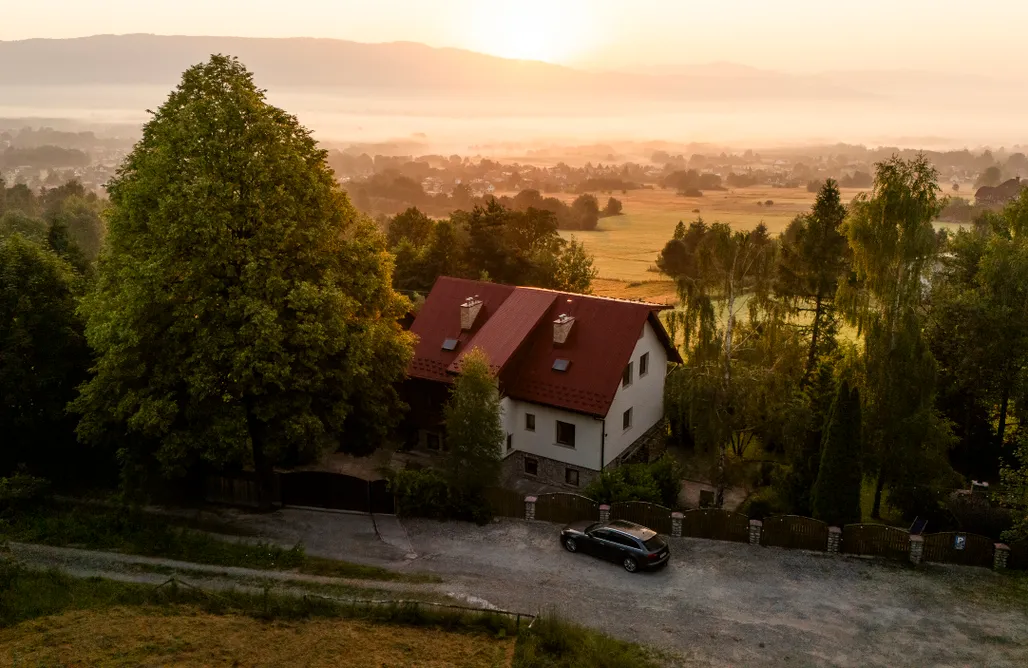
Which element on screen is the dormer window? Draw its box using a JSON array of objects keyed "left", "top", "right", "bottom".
[
  {"left": 552, "top": 358, "right": 570, "bottom": 372},
  {"left": 441, "top": 338, "right": 459, "bottom": 351}
]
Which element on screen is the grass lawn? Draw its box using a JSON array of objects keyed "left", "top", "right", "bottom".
[
  {"left": 0, "top": 562, "right": 663, "bottom": 668},
  {"left": 0, "top": 501, "right": 438, "bottom": 583}
]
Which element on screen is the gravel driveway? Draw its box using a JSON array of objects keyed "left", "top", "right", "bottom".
[{"left": 16, "top": 507, "right": 1028, "bottom": 667}]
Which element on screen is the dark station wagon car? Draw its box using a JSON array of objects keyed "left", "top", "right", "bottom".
[{"left": 560, "top": 519, "right": 670, "bottom": 572}]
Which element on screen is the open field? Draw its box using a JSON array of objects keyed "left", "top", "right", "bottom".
[
  {"left": 551, "top": 184, "right": 974, "bottom": 288},
  {"left": 0, "top": 607, "right": 516, "bottom": 667}
]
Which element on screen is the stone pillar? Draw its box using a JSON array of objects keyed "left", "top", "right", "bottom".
[
  {"left": 994, "top": 543, "right": 1010, "bottom": 570},
  {"left": 525, "top": 496, "right": 537, "bottom": 521},
  {"left": 671, "top": 512, "right": 684, "bottom": 538},
  {"left": 598, "top": 504, "right": 611, "bottom": 524},
  {"left": 749, "top": 519, "right": 763, "bottom": 546},
  {"left": 909, "top": 534, "right": 924, "bottom": 565},
  {"left": 827, "top": 527, "right": 842, "bottom": 554}
]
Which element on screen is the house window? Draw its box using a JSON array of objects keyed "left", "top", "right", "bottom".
[
  {"left": 623, "top": 408, "right": 633, "bottom": 431},
  {"left": 565, "top": 468, "right": 580, "bottom": 486},
  {"left": 525, "top": 413, "right": 536, "bottom": 431},
  {"left": 506, "top": 433, "right": 512, "bottom": 451},
  {"left": 640, "top": 352, "right": 649, "bottom": 377},
  {"left": 524, "top": 457, "right": 538, "bottom": 476},
  {"left": 426, "top": 432, "right": 441, "bottom": 451},
  {"left": 622, "top": 362, "right": 633, "bottom": 388},
  {"left": 556, "top": 421, "right": 576, "bottom": 447}
]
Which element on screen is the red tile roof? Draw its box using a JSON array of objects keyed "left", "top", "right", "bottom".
[{"left": 407, "top": 276, "right": 682, "bottom": 417}]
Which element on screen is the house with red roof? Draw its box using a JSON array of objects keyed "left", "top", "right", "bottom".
[{"left": 404, "top": 276, "right": 682, "bottom": 491}]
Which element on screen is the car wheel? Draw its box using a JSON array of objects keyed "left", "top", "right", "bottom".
[
  {"left": 622, "top": 556, "right": 639, "bottom": 573},
  {"left": 563, "top": 537, "right": 578, "bottom": 553}
]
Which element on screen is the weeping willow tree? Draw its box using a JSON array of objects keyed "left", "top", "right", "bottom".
[
  {"left": 838, "top": 154, "right": 955, "bottom": 518},
  {"left": 658, "top": 218, "right": 785, "bottom": 507}
]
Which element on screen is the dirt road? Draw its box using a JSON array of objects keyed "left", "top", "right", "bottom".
[{"left": 12, "top": 507, "right": 1028, "bottom": 667}]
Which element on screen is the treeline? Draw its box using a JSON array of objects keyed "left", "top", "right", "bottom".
[
  {"left": 386, "top": 202, "right": 597, "bottom": 296},
  {"left": 660, "top": 164, "right": 1028, "bottom": 541},
  {"left": 0, "top": 146, "right": 90, "bottom": 169},
  {"left": 0, "top": 126, "right": 131, "bottom": 151}
]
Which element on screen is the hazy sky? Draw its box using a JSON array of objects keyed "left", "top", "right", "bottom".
[{"left": 4, "top": 0, "right": 1024, "bottom": 75}]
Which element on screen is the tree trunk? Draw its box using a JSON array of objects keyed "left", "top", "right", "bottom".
[
  {"left": 871, "top": 469, "right": 885, "bottom": 520},
  {"left": 715, "top": 443, "right": 727, "bottom": 509},
  {"left": 245, "top": 401, "right": 275, "bottom": 512},
  {"left": 997, "top": 382, "right": 1010, "bottom": 447},
  {"left": 805, "top": 293, "right": 824, "bottom": 380}
]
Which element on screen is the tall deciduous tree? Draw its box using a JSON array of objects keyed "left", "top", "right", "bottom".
[
  {"left": 443, "top": 348, "right": 503, "bottom": 498},
  {"left": 71, "top": 56, "right": 413, "bottom": 505},
  {"left": 811, "top": 380, "right": 863, "bottom": 526},
  {"left": 658, "top": 219, "right": 777, "bottom": 507},
  {"left": 0, "top": 234, "right": 90, "bottom": 479},
  {"left": 839, "top": 155, "right": 953, "bottom": 518},
  {"left": 775, "top": 179, "right": 849, "bottom": 378}
]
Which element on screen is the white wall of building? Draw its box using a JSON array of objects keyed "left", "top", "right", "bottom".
[
  {"left": 601, "top": 319, "right": 669, "bottom": 466},
  {"left": 500, "top": 396, "right": 605, "bottom": 470}
]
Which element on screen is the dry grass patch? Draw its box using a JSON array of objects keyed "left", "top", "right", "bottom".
[{"left": 0, "top": 606, "right": 515, "bottom": 667}]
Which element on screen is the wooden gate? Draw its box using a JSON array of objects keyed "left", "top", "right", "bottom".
[
  {"left": 486, "top": 487, "right": 525, "bottom": 519},
  {"left": 610, "top": 501, "right": 673, "bottom": 534},
  {"left": 922, "top": 532, "right": 995, "bottom": 568},
  {"left": 761, "top": 515, "right": 829, "bottom": 551},
  {"left": 841, "top": 524, "right": 910, "bottom": 561},
  {"left": 1007, "top": 540, "right": 1028, "bottom": 570},
  {"left": 369, "top": 479, "right": 395, "bottom": 514},
  {"left": 534, "top": 493, "right": 598, "bottom": 524},
  {"left": 681, "top": 509, "right": 750, "bottom": 543},
  {"left": 205, "top": 474, "right": 260, "bottom": 508}
]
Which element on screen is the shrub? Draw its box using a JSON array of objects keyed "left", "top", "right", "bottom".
[
  {"left": 388, "top": 468, "right": 492, "bottom": 524},
  {"left": 0, "top": 473, "right": 51, "bottom": 514},
  {"left": 676, "top": 188, "right": 703, "bottom": 197},
  {"left": 765, "top": 200, "right": 774, "bottom": 206},
  {"left": 584, "top": 455, "right": 683, "bottom": 508},
  {"left": 738, "top": 487, "right": 786, "bottom": 520}
]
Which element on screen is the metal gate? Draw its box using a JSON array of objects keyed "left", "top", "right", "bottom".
[
  {"left": 922, "top": 532, "right": 994, "bottom": 568},
  {"left": 610, "top": 501, "right": 673, "bottom": 534},
  {"left": 761, "top": 515, "right": 829, "bottom": 551},
  {"left": 534, "top": 493, "right": 598, "bottom": 524},
  {"left": 841, "top": 524, "right": 910, "bottom": 561},
  {"left": 281, "top": 471, "right": 372, "bottom": 512},
  {"left": 681, "top": 509, "right": 750, "bottom": 543}
]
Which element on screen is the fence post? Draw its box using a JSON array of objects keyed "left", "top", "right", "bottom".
[
  {"left": 598, "top": 504, "right": 610, "bottom": 523},
  {"left": 748, "top": 519, "right": 762, "bottom": 546},
  {"left": 524, "top": 496, "right": 537, "bottom": 521},
  {"left": 827, "top": 527, "right": 842, "bottom": 554},
  {"left": 909, "top": 534, "right": 924, "bottom": 565},
  {"left": 994, "top": 543, "right": 1010, "bottom": 570},
  {"left": 671, "top": 512, "right": 683, "bottom": 538}
]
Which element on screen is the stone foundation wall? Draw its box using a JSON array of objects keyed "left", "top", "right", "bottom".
[{"left": 501, "top": 450, "right": 599, "bottom": 491}]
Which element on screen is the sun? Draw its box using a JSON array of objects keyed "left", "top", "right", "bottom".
[{"left": 467, "top": 0, "right": 593, "bottom": 63}]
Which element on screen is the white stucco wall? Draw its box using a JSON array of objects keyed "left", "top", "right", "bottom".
[
  {"left": 500, "top": 397, "right": 605, "bottom": 470},
  {"left": 498, "top": 319, "right": 669, "bottom": 471},
  {"left": 602, "top": 319, "right": 668, "bottom": 466}
]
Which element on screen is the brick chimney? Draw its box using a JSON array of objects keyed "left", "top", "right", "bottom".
[
  {"left": 460, "top": 296, "right": 482, "bottom": 330},
  {"left": 553, "top": 313, "right": 575, "bottom": 344}
]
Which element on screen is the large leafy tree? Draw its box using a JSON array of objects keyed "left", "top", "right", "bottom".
[
  {"left": 443, "top": 348, "right": 503, "bottom": 498},
  {"left": 71, "top": 56, "right": 413, "bottom": 505},
  {"left": 658, "top": 219, "right": 778, "bottom": 506},
  {"left": 0, "top": 234, "right": 90, "bottom": 480},
  {"left": 928, "top": 191, "right": 1028, "bottom": 479},
  {"left": 775, "top": 179, "right": 849, "bottom": 378},
  {"left": 811, "top": 380, "right": 863, "bottom": 526},
  {"left": 839, "top": 155, "right": 954, "bottom": 518}
]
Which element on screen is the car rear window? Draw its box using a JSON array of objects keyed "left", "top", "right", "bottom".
[{"left": 644, "top": 536, "right": 666, "bottom": 551}]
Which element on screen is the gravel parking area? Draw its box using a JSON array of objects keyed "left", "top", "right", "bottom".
[{"left": 30, "top": 506, "right": 1028, "bottom": 667}]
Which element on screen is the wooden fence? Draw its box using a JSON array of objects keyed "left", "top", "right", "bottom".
[
  {"left": 681, "top": 509, "right": 750, "bottom": 543},
  {"left": 485, "top": 487, "right": 525, "bottom": 519},
  {"left": 534, "top": 493, "right": 598, "bottom": 524},
  {"left": 610, "top": 501, "right": 673, "bottom": 535},
  {"left": 841, "top": 524, "right": 910, "bottom": 561},
  {"left": 761, "top": 515, "right": 829, "bottom": 551},
  {"left": 922, "top": 532, "right": 994, "bottom": 568},
  {"left": 204, "top": 472, "right": 281, "bottom": 508}
]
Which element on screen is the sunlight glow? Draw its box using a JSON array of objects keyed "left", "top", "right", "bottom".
[{"left": 466, "top": 0, "right": 595, "bottom": 63}]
